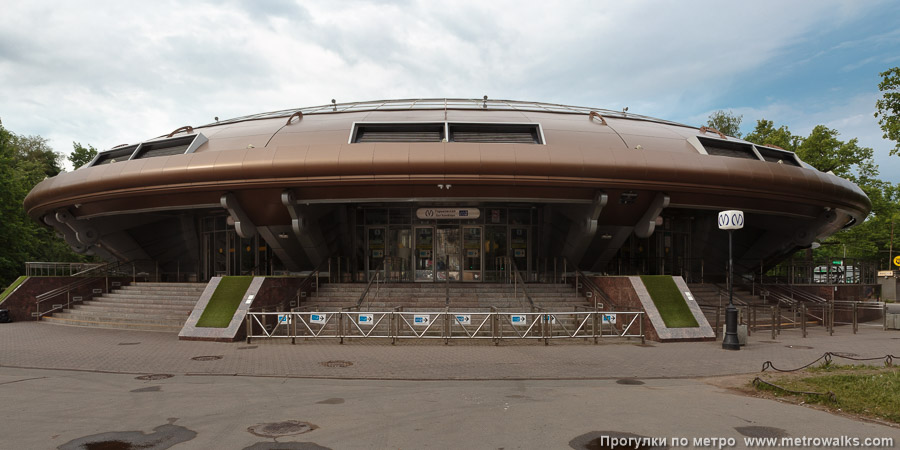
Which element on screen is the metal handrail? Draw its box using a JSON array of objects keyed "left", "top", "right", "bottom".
[
  {"left": 33, "top": 259, "right": 144, "bottom": 319},
  {"left": 560, "top": 257, "right": 613, "bottom": 311},
  {"left": 503, "top": 256, "right": 534, "bottom": 308},
  {"left": 293, "top": 254, "right": 337, "bottom": 309},
  {"left": 25, "top": 261, "right": 105, "bottom": 277},
  {"left": 355, "top": 259, "right": 386, "bottom": 308}
]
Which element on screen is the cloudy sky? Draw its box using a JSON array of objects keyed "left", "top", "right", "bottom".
[{"left": 2, "top": 0, "right": 899, "bottom": 180}]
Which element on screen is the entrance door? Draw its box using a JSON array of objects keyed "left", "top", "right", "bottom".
[
  {"left": 388, "top": 227, "right": 411, "bottom": 282},
  {"left": 510, "top": 226, "right": 529, "bottom": 277},
  {"left": 462, "top": 226, "right": 482, "bottom": 282},
  {"left": 414, "top": 227, "right": 434, "bottom": 281},
  {"left": 367, "top": 227, "right": 386, "bottom": 280},
  {"left": 435, "top": 226, "right": 461, "bottom": 281},
  {"left": 484, "top": 226, "right": 507, "bottom": 282}
]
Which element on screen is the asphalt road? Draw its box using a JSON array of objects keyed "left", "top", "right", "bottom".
[{"left": 1, "top": 366, "right": 897, "bottom": 449}]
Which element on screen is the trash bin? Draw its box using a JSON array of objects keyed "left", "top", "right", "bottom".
[{"left": 0, "top": 309, "right": 10, "bottom": 323}]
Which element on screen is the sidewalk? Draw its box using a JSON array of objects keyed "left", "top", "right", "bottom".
[{"left": 0, "top": 321, "right": 896, "bottom": 380}]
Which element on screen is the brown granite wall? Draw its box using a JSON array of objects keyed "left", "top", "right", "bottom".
[
  {"left": 253, "top": 277, "right": 307, "bottom": 311},
  {"left": 1, "top": 277, "right": 132, "bottom": 322},
  {"left": 591, "top": 276, "right": 658, "bottom": 342}
]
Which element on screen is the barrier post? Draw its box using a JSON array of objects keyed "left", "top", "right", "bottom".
[
  {"left": 800, "top": 303, "right": 807, "bottom": 338},
  {"left": 339, "top": 312, "right": 344, "bottom": 344},
  {"left": 246, "top": 315, "right": 252, "bottom": 344},
  {"left": 291, "top": 314, "right": 296, "bottom": 345}
]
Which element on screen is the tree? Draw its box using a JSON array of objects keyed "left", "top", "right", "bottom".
[
  {"left": 0, "top": 123, "right": 92, "bottom": 287},
  {"left": 69, "top": 142, "right": 98, "bottom": 169},
  {"left": 875, "top": 67, "right": 900, "bottom": 156},
  {"left": 743, "top": 119, "right": 798, "bottom": 152},
  {"left": 706, "top": 110, "right": 743, "bottom": 138},
  {"left": 795, "top": 125, "right": 877, "bottom": 180}
]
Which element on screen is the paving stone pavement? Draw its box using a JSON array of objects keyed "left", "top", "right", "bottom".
[{"left": 0, "top": 322, "right": 897, "bottom": 380}]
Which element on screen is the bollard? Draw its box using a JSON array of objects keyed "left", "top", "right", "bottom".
[
  {"left": 246, "top": 315, "right": 252, "bottom": 344},
  {"left": 800, "top": 303, "right": 807, "bottom": 338},
  {"left": 771, "top": 306, "right": 776, "bottom": 340}
]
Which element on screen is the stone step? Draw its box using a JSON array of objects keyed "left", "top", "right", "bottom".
[
  {"left": 96, "top": 292, "right": 200, "bottom": 303},
  {"left": 86, "top": 299, "right": 198, "bottom": 309},
  {"left": 108, "top": 290, "right": 205, "bottom": 297},
  {"left": 56, "top": 309, "right": 190, "bottom": 322},
  {"left": 76, "top": 303, "right": 194, "bottom": 314},
  {"left": 130, "top": 282, "right": 208, "bottom": 288},
  {"left": 42, "top": 316, "right": 183, "bottom": 332},
  {"left": 52, "top": 311, "right": 188, "bottom": 325}
]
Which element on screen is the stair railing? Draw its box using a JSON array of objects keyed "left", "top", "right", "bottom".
[
  {"left": 33, "top": 259, "right": 137, "bottom": 319},
  {"left": 293, "top": 254, "right": 337, "bottom": 310},
  {"left": 355, "top": 259, "right": 386, "bottom": 310},
  {"left": 560, "top": 257, "right": 613, "bottom": 311},
  {"left": 501, "top": 256, "right": 534, "bottom": 309}
]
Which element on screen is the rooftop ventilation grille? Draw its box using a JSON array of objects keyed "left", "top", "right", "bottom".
[
  {"left": 133, "top": 136, "right": 196, "bottom": 160},
  {"left": 93, "top": 145, "right": 138, "bottom": 166},
  {"left": 698, "top": 137, "right": 759, "bottom": 160},
  {"left": 449, "top": 124, "right": 542, "bottom": 144},
  {"left": 351, "top": 122, "right": 543, "bottom": 144},
  {"left": 756, "top": 146, "right": 801, "bottom": 167},
  {"left": 89, "top": 134, "right": 208, "bottom": 167},
  {"left": 354, "top": 123, "right": 445, "bottom": 143}
]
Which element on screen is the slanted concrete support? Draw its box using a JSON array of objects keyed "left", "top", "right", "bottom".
[
  {"left": 561, "top": 191, "right": 608, "bottom": 265},
  {"left": 634, "top": 193, "right": 669, "bottom": 238},
  {"left": 281, "top": 190, "right": 330, "bottom": 267},
  {"left": 220, "top": 193, "right": 257, "bottom": 239}
]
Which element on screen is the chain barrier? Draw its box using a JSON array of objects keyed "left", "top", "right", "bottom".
[
  {"left": 752, "top": 377, "right": 836, "bottom": 402},
  {"left": 761, "top": 352, "right": 897, "bottom": 372}
]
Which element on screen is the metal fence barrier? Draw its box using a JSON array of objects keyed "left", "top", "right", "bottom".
[{"left": 246, "top": 310, "right": 645, "bottom": 345}]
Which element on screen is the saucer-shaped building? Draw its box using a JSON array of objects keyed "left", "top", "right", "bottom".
[{"left": 24, "top": 99, "right": 871, "bottom": 283}]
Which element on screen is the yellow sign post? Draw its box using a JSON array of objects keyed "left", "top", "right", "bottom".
[{"left": 893, "top": 255, "right": 900, "bottom": 267}]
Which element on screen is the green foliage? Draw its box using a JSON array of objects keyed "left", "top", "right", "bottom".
[
  {"left": 875, "top": 67, "right": 900, "bottom": 156},
  {"left": 639, "top": 275, "right": 699, "bottom": 328},
  {"left": 0, "top": 123, "right": 92, "bottom": 288},
  {"left": 796, "top": 125, "right": 877, "bottom": 179},
  {"left": 69, "top": 142, "right": 98, "bottom": 169},
  {"left": 744, "top": 119, "right": 798, "bottom": 152},
  {"left": 196, "top": 276, "right": 254, "bottom": 328},
  {"left": 706, "top": 110, "right": 742, "bottom": 138}
]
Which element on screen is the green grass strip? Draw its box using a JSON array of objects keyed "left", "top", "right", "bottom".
[
  {"left": 640, "top": 275, "right": 699, "bottom": 328},
  {"left": 0, "top": 276, "right": 28, "bottom": 305},
  {"left": 758, "top": 366, "right": 900, "bottom": 423},
  {"left": 196, "top": 276, "right": 253, "bottom": 328}
]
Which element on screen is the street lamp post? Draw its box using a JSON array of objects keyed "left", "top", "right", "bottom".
[{"left": 718, "top": 210, "right": 744, "bottom": 351}]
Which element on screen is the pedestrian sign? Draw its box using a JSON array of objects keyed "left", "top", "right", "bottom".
[
  {"left": 414, "top": 314, "right": 430, "bottom": 326},
  {"left": 510, "top": 315, "right": 527, "bottom": 326},
  {"left": 310, "top": 313, "right": 327, "bottom": 324},
  {"left": 455, "top": 315, "right": 471, "bottom": 325},
  {"left": 358, "top": 314, "right": 373, "bottom": 325}
]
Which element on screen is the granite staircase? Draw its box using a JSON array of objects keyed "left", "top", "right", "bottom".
[
  {"left": 42, "top": 282, "right": 207, "bottom": 332},
  {"left": 300, "top": 282, "right": 590, "bottom": 311}
]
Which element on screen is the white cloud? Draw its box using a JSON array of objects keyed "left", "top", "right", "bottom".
[{"left": 0, "top": 0, "right": 893, "bottom": 174}]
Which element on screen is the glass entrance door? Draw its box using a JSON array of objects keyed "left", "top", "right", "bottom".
[
  {"left": 388, "top": 227, "right": 411, "bottom": 282},
  {"left": 484, "top": 226, "right": 507, "bottom": 282},
  {"left": 510, "top": 226, "right": 529, "bottom": 277},
  {"left": 435, "top": 226, "right": 461, "bottom": 281},
  {"left": 462, "top": 226, "right": 482, "bottom": 282},
  {"left": 367, "top": 227, "right": 386, "bottom": 280},
  {"left": 414, "top": 227, "right": 434, "bottom": 281}
]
